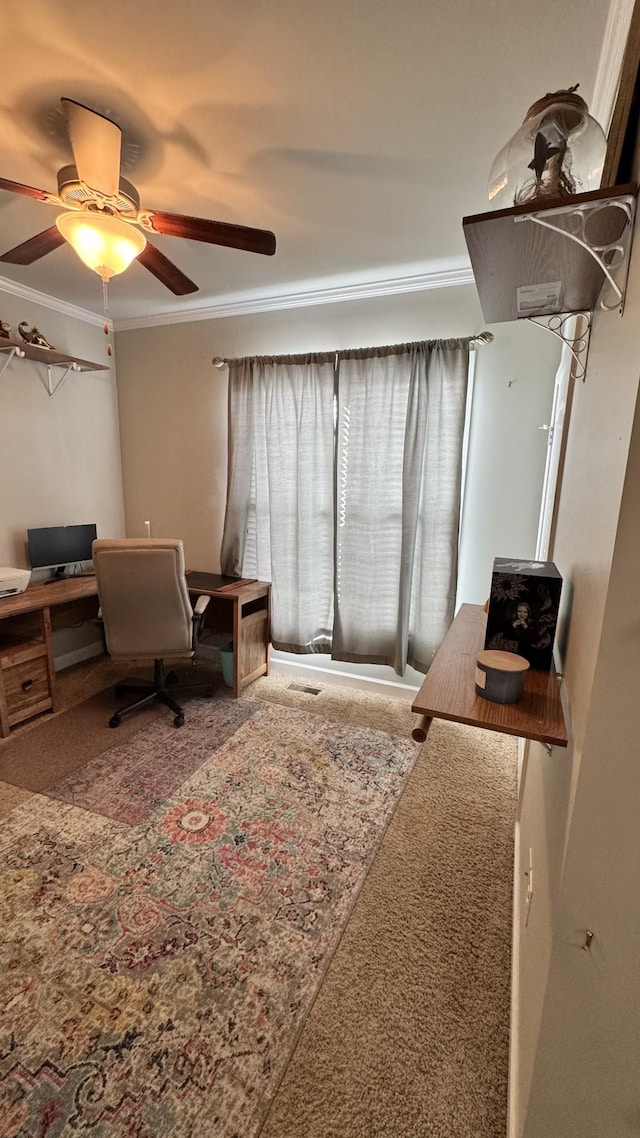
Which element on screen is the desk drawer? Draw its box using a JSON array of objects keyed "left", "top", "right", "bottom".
[
  {"left": 0, "top": 638, "right": 46, "bottom": 669},
  {"left": 4, "top": 654, "right": 52, "bottom": 725}
]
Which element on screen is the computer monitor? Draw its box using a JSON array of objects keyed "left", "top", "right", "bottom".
[{"left": 27, "top": 523, "right": 97, "bottom": 580}]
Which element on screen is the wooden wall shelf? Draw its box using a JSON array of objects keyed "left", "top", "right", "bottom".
[
  {"left": 411, "top": 604, "right": 567, "bottom": 748},
  {"left": 463, "top": 184, "right": 637, "bottom": 323},
  {"left": 0, "top": 337, "right": 109, "bottom": 395}
]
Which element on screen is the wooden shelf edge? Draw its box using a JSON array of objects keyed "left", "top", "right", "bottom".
[
  {"left": 410, "top": 702, "right": 568, "bottom": 748},
  {"left": 0, "top": 336, "right": 109, "bottom": 372},
  {"left": 462, "top": 182, "right": 637, "bottom": 228}
]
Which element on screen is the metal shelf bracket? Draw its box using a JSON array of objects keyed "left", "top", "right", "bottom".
[
  {"left": 528, "top": 311, "right": 592, "bottom": 383},
  {"left": 0, "top": 344, "right": 25, "bottom": 378},
  {"left": 516, "top": 193, "right": 636, "bottom": 315},
  {"left": 43, "top": 361, "right": 80, "bottom": 398}
]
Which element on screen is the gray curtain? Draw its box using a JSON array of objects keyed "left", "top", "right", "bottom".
[
  {"left": 221, "top": 338, "right": 469, "bottom": 674},
  {"left": 220, "top": 353, "right": 336, "bottom": 653}
]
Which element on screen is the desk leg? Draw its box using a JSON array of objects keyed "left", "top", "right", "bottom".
[
  {"left": 0, "top": 679, "right": 9, "bottom": 737},
  {"left": 233, "top": 598, "right": 241, "bottom": 699},
  {"left": 43, "top": 606, "right": 57, "bottom": 711}
]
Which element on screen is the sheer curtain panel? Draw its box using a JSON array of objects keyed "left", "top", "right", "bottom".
[
  {"left": 220, "top": 353, "right": 336, "bottom": 653},
  {"left": 333, "top": 340, "right": 469, "bottom": 673},
  {"left": 221, "top": 338, "right": 469, "bottom": 673}
]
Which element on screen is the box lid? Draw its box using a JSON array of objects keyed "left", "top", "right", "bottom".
[{"left": 493, "top": 558, "right": 561, "bottom": 579}]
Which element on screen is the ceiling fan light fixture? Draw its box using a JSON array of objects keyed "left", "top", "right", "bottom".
[{"left": 55, "top": 211, "right": 147, "bottom": 280}]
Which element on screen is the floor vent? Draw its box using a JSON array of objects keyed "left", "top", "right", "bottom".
[{"left": 287, "top": 682, "right": 323, "bottom": 695}]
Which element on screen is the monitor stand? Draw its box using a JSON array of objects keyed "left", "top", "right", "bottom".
[{"left": 44, "top": 565, "right": 71, "bottom": 584}]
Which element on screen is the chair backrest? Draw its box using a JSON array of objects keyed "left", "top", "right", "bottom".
[{"left": 92, "top": 538, "right": 194, "bottom": 660}]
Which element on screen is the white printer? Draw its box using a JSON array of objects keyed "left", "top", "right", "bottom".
[{"left": 0, "top": 567, "right": 31, "bottom": 597}]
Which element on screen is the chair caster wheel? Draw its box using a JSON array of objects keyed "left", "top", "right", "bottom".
[
  {"left": 109, "top": 714, "right": 122, "bottom": 728},
  {"left": 173, "top": 713, "right": 185, "bottom": 728},
  {"left": 166, "top": 671, "right": 178, "bottom": 686}
]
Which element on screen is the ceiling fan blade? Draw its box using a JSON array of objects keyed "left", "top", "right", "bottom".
[
  {"left": 137, "top": 241, "right": 199, "bottom": 295},
  {"left": 62, "top": 97, "right": 122, "bottom": 198},
  {"left": 0, "top": 226, "right": 66, "bottom": 265},
  {"left": 145, "top": 209, "right": 276, "bottom": 256},
  {"left": 0, "top": 176, "right": 54, "bottom": 202}
]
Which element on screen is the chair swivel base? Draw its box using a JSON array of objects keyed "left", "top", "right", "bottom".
[{"left": 109, "top": 659, "right": 214, "bottom": 729}]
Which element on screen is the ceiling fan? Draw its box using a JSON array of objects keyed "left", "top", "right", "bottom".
[{"left": 0, "top": 98, "right": 276, "bottom": 295}]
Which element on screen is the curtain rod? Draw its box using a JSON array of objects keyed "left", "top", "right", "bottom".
[
  {"left": 212, "top": 332, "right": 493, "bottom": 368},
  {"left": 470, "top": 331, "right": 494, "bottom": 348}
]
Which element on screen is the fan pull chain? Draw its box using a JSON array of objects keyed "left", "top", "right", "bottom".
[{"left": 102, "top": 278, "right": 113, "bottom": 358}]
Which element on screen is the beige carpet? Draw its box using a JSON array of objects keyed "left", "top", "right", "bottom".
[
  {"left": 250, "top": 673, "right": 516, "bottom": 1138},
  {"left": 0, "top": 657, "right": 516, "bottom": 1137}
]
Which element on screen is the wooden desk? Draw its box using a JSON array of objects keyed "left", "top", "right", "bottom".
[
  {"left": 0, "top": 576, "right": 99, "bottom": 737},
  {"left": 186, "top": 573, "right": 271, "bottom": 698},
  {"left": 0, "top": 573, "right": 271, "bottom": 737},
  {"left": 411, "top": 603, "right": 567, "bottom": 748}
]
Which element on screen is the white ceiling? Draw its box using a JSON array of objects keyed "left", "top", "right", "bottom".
[{"left": 0, "top": 0, "right": 611, "bottom": 324}]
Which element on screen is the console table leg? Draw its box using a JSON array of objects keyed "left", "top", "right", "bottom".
[{"left": 411, "top": 714, "right": 433, "bottom": 743}]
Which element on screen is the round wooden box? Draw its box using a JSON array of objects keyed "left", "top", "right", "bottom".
[{"left": 475, "top": 649, "right": 530, "bottom": 704}]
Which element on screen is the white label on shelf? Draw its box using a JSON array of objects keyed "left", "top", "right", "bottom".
[
  {"left": 475, "top": 666, "right": 486, "bottom": 689},
  {"left": 517, "top": 282, "right": 562, "bottom": 312}
]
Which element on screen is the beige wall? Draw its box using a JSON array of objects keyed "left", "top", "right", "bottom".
[
  {"left": 0, "top": 279, "right": 558, "bottom": 681},
  {"left": 0, "top": 291, "right": 126, "bottom": 570},
  {"left": 514, "top": 203, "right": 640, "bottom": 1134},
  {"left": 114, "top": 284, "right": 559, "bottom": 604},
  {"left": 114, "top": 287, "right": 491, "bottom": 573}
]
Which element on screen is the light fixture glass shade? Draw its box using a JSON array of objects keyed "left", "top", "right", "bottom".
[
  {"left": 55, "top": 211, "right": 147, "bottom": 280},
  {"left": 488, "top": 87, "right": 606, "bottom": 211}
]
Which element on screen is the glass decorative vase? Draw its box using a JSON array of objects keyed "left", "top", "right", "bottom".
[{"left": 488, "top": 85, "right": 606, "bottom": 211}]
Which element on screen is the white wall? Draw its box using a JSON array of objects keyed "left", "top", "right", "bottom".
[
  {"left": 115, "top": 284, "right": 559, "bottom": 686},
  {"left": 524, "top": 382, "right": 640, "bottom": 1136},
  {"left": 457, "top": 320, "right": 559, "bottom": 606},
  {"left": 0, "top": 292, "right": 125, "bottom": 570},
  {"left": 513, "top": 201, "right": 640, "bottom": 1134}
]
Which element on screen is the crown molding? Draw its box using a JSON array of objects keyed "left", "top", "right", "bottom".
[
  {"left": 0, "top": 262, "right": 475, "bottom": 334},
  {"left": 114, "top": 264, "right": 475, "bottom": 332},
  {"left": 0, "top": 272, "right": 105, "bottom": 328},
  {"left": 590, "top": 0, "right": 636, "bottom": 132}
]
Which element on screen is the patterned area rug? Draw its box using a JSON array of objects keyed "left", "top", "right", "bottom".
[{"left": 0, "top": 695, "right": 418, "bottom": 1137}]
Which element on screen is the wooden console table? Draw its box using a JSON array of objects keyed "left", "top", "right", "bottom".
[
  {"left": 0, "top": 573, "right": 271, "bottom": 737},
  {"left": 411, "top": 603, "right": 567, "bottom": 748}
]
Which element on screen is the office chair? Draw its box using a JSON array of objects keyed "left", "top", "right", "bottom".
[{"left": 92, "top": 538, "right": 214, "bottom": 728}]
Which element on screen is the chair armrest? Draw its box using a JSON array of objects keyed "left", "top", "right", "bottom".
[
  {"left": 191, "top": 594, "right": 211, "bottom": 651},
  {"left": 193, "top": 595, "right": 210, "bottom": 617}
]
